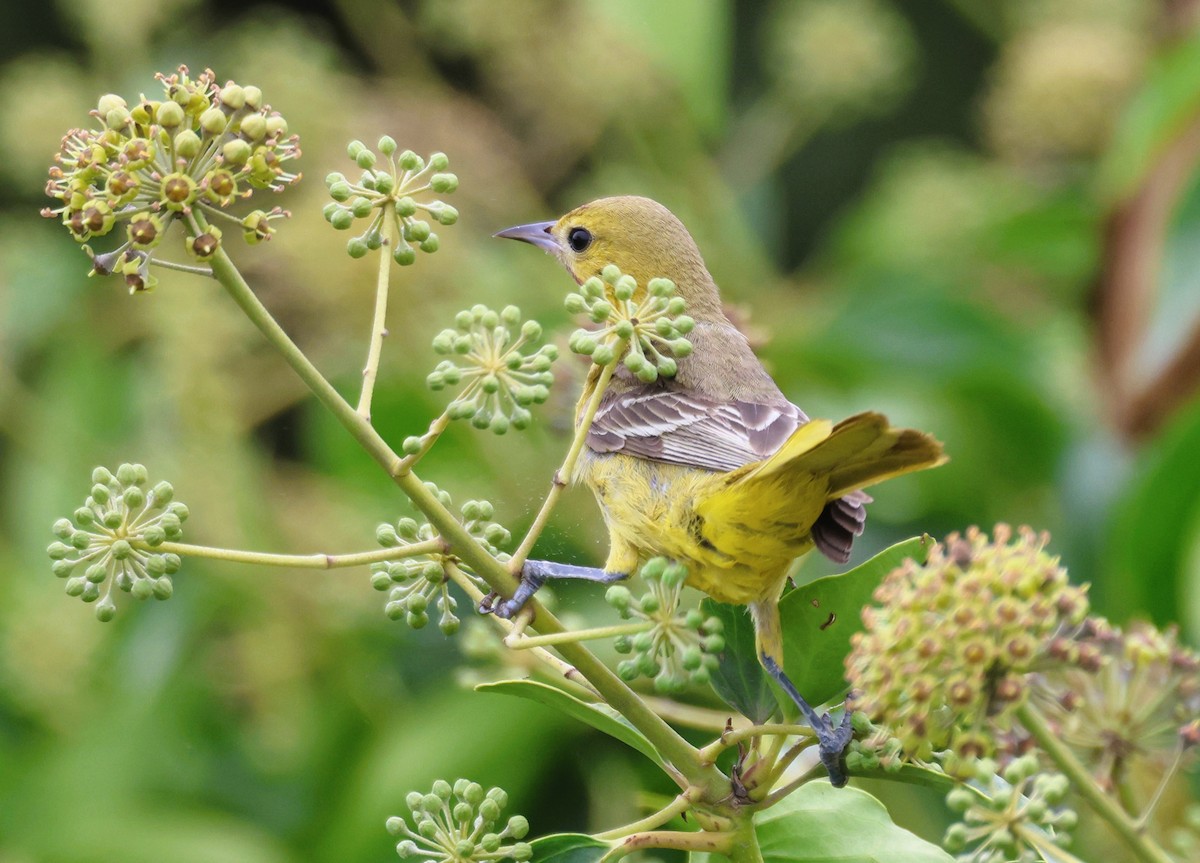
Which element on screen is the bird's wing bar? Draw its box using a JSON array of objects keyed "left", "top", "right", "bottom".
[{"left": 586, "top": 388, "right": 805, "bottom": 472}]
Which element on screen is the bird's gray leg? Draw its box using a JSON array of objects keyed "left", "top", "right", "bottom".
[
  {"left": 761, "top": 655, "right": 853, "bottom": 788},
  {"left": 478, "top": 560, "right": 628, "bottom": 620}
]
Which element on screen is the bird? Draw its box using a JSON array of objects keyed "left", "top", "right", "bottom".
[{"left": 488, "top": 195, "right": 946, "bottom": 786}]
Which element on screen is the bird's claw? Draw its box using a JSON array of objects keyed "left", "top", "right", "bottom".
[
  {"left": 813, "top": 710, "right": 853, "bottom": 788},
  {"left": 478, "top": 563, "right": 548, "bottom": 620}
]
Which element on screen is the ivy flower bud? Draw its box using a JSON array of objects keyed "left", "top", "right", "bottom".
[
  {"left": 604, "top": 558, "right": 719, "bottom": 692},
  {"left": 562, "top": 264, "right": 691, "bottom": 374},
  {"left": 47, "top": 465, "right": 186, "bottom": 620},
  {"left": 370, "top": 486, "right": 510, "bottom": 632},
  {"left": 426, "top": 305, "right": 557, "bottom": 435}
]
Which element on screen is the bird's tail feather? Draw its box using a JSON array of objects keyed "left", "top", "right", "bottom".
[{"left": 746, "top": 411, "right": 945, "bottom": 498}]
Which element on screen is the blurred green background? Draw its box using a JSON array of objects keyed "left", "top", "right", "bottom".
[{"left": 1, "top": 0, "right": 1199, "bottom": 860}]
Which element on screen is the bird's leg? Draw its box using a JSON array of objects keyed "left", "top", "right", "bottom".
[
  {"left": 478, "top": 560, "right": 628, "bottom": 620},
  {"left": 761, "top": 655, "right": 853, "bottom": 788}
]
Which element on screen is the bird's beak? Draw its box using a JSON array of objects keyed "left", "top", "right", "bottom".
[{"left": 493, "top": 220, "right": 560, "bottom": 254}]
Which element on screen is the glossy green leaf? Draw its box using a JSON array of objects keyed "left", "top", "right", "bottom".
[
  {"left": 476, "top": 679, "right": 663, "bottom": 767},
  {"left": 779, "top": 536, "right": 934, "bottom": 706},
  {"left": 528, "top": 833, "right": 609, "bottom": 863},
  {"left": 701, "top": 598, "right": 779, "bottom": 723},
  {"left": 753, "top": 782, "right": 953, "bottom": 863}
]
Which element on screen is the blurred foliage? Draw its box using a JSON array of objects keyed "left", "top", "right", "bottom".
[{"left": 0, "top": 0, "right": 1198, "bottom": 861}]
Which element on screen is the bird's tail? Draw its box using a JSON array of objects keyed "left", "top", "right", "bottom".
[{"left": 743, "top": 411, "right": 946, "bottom": 499}]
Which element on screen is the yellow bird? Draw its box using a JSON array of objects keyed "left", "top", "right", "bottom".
[{"left": 490, "top": 196, "right": 945, "bottom": 785}]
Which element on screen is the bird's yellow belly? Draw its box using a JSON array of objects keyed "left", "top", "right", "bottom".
[{"left": 577, "top": 451, "right": 815, "bottom": 605}]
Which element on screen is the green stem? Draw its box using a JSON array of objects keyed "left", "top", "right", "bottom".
[
  {"left": 698, "top": 724, "right": 815, "bottom": 764},
  {"left": 508, "top": 354, "right": 621, "bottom": 572},
  {"left": 756, "top": 763, "right": 823, "bottom": 809},
  {"left": 151, "top": 258, "right": 213, "bottom": 276},
  {"left": 150, "top": 538, "right": 445, "bottom": 569},
  {"left": 603, "top": 829, "right": 735, "bottom": 862},
  {"left": 594, "top": 790, "right": 698, "bottom": 841},
  {"left": 727, "top": 819, "right": 765, "bottom": 863},
  {"left": 357, "top": 203, "right": 395, "bottom": 420},
  {"left": 1014, "top": 824, "right": 1090, "bottom": 863},
  {"left": 204, "top": 241, "right": 723, "bottom": 797},
  {"left": 396, "top": 411, "right": 451, "bottom": 473},
  {"left": 506, "top": 620, "right": 651, "bottom": 650},
  {"left": 1016, "top": 703, "right": 1174, "bottom": 863}
]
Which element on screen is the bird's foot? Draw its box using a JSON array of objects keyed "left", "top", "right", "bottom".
[
  {"left": 479, "top": 566, "right": 547, "bottom": 620},
  {"left": 478, "top": 560, "right": 628, "bottom": 620},
  {"left": 810, "top": 709, "right": 853, "bottom": 788},
  {"left": 761, "top": 655, "right": 853, "bottom": 788}
]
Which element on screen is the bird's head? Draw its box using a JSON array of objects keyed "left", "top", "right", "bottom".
[{"left": 496, "top": 196, "right": 723, "bottom": 318}]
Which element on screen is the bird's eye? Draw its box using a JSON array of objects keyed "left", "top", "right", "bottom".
[{"left": 567, "top": 227, "right": 592, "bottom": 253}]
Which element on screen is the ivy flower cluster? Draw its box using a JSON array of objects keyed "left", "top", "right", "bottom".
[
  {"left": 943, "top": 756, "right": 1076, "bottom": 863},
  {"left": 371, "top": 485, "right": 511, "bottom": 635},
  {"left": 1031, "top": 617, "right": 1200, "bottom": 789},
  {"left": 46, "top": 465, "right": 186, "bottom": 620},
  {"left": 324, "top": 138, "right": 458, "bottom": 265},
  {"left": 385, "top": 780, "right": 531, "bottom": 863},
  {"left": 42, "top": 66, "right": 298, "bottom": 291},
  {"left": 565, "top": 264, "right": 694, "bottom": 382},
  {"left": 423, "top": 305, "right": 558, "bottom": 435},
  {"left": 606, "top": 558, "right": 724, "bottom": 694},
  {"left": 846, "top": 525, "right": 1090, "bottom": 769}
]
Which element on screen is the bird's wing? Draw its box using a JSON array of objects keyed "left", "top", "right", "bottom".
[{"left": 586, "top": 387, "right": 806, "bottom": 472}]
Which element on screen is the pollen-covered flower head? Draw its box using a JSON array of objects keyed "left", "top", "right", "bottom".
[
  {"left": 846, "top": 525, "right": 1089, "bottom": 767},
  {"left": 43, "top": 66, "right": 299, "bottom": 291}
]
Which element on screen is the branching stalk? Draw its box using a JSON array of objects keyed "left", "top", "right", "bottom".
[
  {"left": 151, "top": 538, "right": 446, "bottom": 569},
  {"left": 1016, "top": 703, "right": 1174, "bottom": 863},
  {"left": 594, "top": 790, "right": 699, "bottom": 841},
  {"left": 357, "top": 203, "right": 395, "bottom": 421},
  {"left": 201, "top": 239, "right": 724, "bottom": 797},
  {"left": 505, "top": 621, "right": 652, "bottom": 650}
]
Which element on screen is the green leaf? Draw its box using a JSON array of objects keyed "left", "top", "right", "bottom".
[
  {"left": 528, "top": 833, "right": 609, "bottom": 863},
  {"left": 753, "top": 782, "right": 953, "bottom": 863},
  {"left": 1105, "top": 398, "right": 1200, "bottom": 625},
  {"left": 476, "top": 679, "right": 663, "bottom": 767},
  {"left": 701, "top": 598, "right": 779, "bottom": 723},
  {"left": 779, "top": 536, "right": 934, "bottom": 706}
]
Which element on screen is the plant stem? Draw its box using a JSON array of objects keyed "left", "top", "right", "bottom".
[
  {"left": 642, "top": 698, "right": 752, "bottom": 734},
  {"left": 508, "top": 355, "right": 621, "bottom": 572},
  {"left": 506, "top": 620, "right": 651, "bottom": 650},
  {"left": 727, "top": 819, "right": 765, "bottom": 863},
  {"left": 152, "top": 538, "right": 445, "bottom": 569},
  {"left": 444, "top": 561, "right": 599, "bottom": 699},
  {"left": 605, "top": 829, "right": 735, "bottom": 862},
  {"left": 357, "top": 203, "right": 395, "bottom": 421},
  {"left": 1016, "top": 703, "right": 1174, "bottom": 863},
  {"left": 151, "top": 258, "right": 214, "bottom": 276},
  {"left": 594, "top": 789, "right": 698, "bottom": 841},
  {"left": 698, "top": 724, "right": 816, "bottom": 764},
  {"left": 1015, "top": 824, "right": 1091, "bottom": 863},
  {"left": 395, "top": 411, "right": 451, "bottom": 473},
  {"left": 204, "top": 244, "right": 723, "bottom": 797}
]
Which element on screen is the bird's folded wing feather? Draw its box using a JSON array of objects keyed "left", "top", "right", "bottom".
[{"left": 586, "top": 387, "right": 807, "bottom": 471}]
